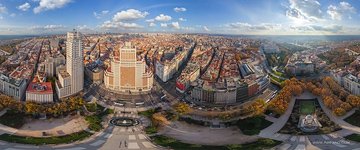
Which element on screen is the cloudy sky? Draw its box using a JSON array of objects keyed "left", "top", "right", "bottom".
[{"left": 0, "top": 0, "right": 359, "bottom": 35}]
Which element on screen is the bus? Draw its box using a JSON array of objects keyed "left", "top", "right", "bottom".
[
  {"left": 135, "top": 101, "right": 145, "bottom": 106},
  {"left": 114, "top": 102, "right": 125, "bottom": 106},
  {"left": 160, "top": 95, "right": 166, "bottom": 100}
]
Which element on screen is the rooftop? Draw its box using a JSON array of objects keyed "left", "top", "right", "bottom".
[{"left": 26, "top": 82, "right": 53, "bottom": 94}]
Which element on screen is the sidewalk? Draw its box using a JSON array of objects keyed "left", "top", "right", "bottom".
[
  {"left": 259, "top": 94, "right": 296, "bottom": 140},
  {"left": 316, "top": 95, "right": 360, "bottom": 134}
]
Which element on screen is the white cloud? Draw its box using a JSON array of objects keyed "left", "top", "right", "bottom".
[
  {"left": 290, "top": 24, "right": 343, "bottom": 33},
  {"left": 159, "top": 22, "right": 180, "bottom": 29},
  {"left": 327, "top": 2, "right": 356, "bottom": 20},
  {"left": 179, "top": 18, "right": 186, "bottom": 21},
  {"left": 169, "top": 22, "right": 180, "bottom": 29},
  {"left": 17, "top": 3, "right": 31, "bottom": 11},
  {"left": 286, "top": 0, "right": 322, "bottom": 22},
  {"left": 182, "top": 27, "right": 195, "bottom": 31},
  {"left": 31, "top": 24, "right": 65, "bottom": 30},
  {"left": 100, "top": 20, "right": 142, "bottom": 29},
  {"left": 149, "top": 22, "right": 156, "bottom": 27},
  {"left": 10, "top": 13, "right": 16, "bottom": 17},
  {"left": 228, "top": 22, "right": 252, "bottom": 29},
  {"left": 100, "top": 9, "right": 148, "bottom": 30},
  {"left": 145, "top": 19, "right": 155, "bottom": 22},
  {"left": 33, "top": 0, "right": 71, "bottom": 14},
  {"left": 226, "top": 22, "right": 282, "bottom": 31},
  {"left": 174, "top": 7, "right": 186, "bottom": 12},
  {"left": 93, "top": 10, "right": 109, "bottom": 19},
  {"left": 77, "top": 25, "right": 88, "bottom": 30},
  {"left": 112, "top": 9, "right": 148, "bottom": 21},
  {"left": 0, "top": 4, "right": 7, "bottom": 14},
  {"left": 203, "top": 26, "right": 210, "bottom": 31},
  {"left": 155, "top": 14, "right": 172, "bottom": 22},
  {"left": 160, "top": 23, "right": 167, "bottom": 27}
]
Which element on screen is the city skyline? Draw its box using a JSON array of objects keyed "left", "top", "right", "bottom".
[{"left": 0, "top": 0, "right": 359, "bottom": 35}]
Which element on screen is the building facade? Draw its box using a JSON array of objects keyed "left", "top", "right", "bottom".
[
  {"left": 56, "top": 31, "right": 84, "bottom": 98},
  {"left": 26, "top": 82, "right": 53, "bottom": 103},
  {"left": 343, "top": 74, "right": 360, "bottom": 95},
  {"left": 104, "top": 42, "right": 153, "bottom": 93},
  {"left": 191, "top": 79, "right": 253, "bottom": 105},
  {"left": 85, "top": 67, "right": 104, "bottom": 83},
  {"left": 44, "top": 54, "right": 65, "bottom": 77},
  {"left": 0, "top": 74, "right": 27, "bottom": 101},
  {"left": 176, "top": 63, "right": 200, "bottom": 93}
]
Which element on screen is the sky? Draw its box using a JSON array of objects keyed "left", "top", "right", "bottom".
[{"left": 0, "top": 0, "right": 359, "bottom": 35}]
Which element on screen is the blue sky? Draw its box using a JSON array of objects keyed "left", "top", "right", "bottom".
[{"left": 0, "top": 0, "right": 359, "bottom": 35}]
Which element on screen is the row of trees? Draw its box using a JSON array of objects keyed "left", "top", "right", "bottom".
[
  {"left": 307, "top": 77, "right": 360, "bottom": 116},
  {"left": 172, "top": 98, "right": 267, "bottom": 121},
  {"left": 173, "top": 102, "right": 192, "bottom": 115},
  {"left": 267, "top": 78, "right": 305, "bottom": 115},
  {"left": 0, "top": 95, "right": 84, "bottom": 117}
]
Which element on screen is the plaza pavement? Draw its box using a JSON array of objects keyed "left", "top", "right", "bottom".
[
  {"left": 0, "top": 111, "right": 161, "bottom": 150},
  {"left": 0, "top": 109, "right": 88, "bottom": 138}
]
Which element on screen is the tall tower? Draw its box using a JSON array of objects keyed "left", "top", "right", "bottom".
[
  {"left": 56, "top": 30, "right": 84, "bottom": 98},
  {"left": 66, "top": 31, "right": 84, "bottom": 94}
]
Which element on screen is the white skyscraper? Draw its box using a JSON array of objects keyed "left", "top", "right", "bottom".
[{"left": 55, "top": 30, "right": 84, "bottom": 98}]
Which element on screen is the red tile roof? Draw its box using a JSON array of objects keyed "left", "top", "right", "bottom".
[{"left": 26, "top": 82, "right": 53, "bottom": 94}]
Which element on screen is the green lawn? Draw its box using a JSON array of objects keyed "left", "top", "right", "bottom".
[
  {"left": 0, "top": 109, "right": 26, "bottom": 129},
  {"left": 345, "top": 134, "right": 360, "bottom": 142},
  {"left": 269, "top": 74, "right": 285, "bottom": 86},
  {"left": 138, "top": 108, "right": 161, "bottom": 134},
  {"left": 138, "top": 109, "right": 157, "bottom": 118},
  {"left": 273, "top": 70, "right": 286, "bottom": 78},
  {"left": 344, "top": 110, "right": 360, "bottom": 127},
  {"left": 85, "top": 103, "right": 98, "bottom": 112},
  {"left": 151, "top": 135, "right": 281, "bottom": 150},
  {"left": 85, "top": 107, "right": 113, "bottom": 132},
  {"left": 299, "top": 101, "right": 315, "bottom": 115},
  {"left": 0, "top": 131, "right": 92, "bottom": 145},
  {"left": 236, "top": 116, "right": 273, "bottom": 135}
]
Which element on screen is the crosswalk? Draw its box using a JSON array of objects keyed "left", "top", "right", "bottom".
[{"left": 276, "top": 132, "right": 360, "bottom": 150}]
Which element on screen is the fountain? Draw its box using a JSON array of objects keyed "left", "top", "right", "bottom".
[
  {"left": 110, "top": 117, "right": 140, "bottom": 127},
  {"left": 298, "top": 114, "right": 322, "bottom": 132}
]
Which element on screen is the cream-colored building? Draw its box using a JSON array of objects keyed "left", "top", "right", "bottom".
[
  {"left": 0, "top": 74, "right": 27, "bottom": 101},
  {"left": 104, "top": 42, "right": 153, "bottom": 94},
  {"left": 343, "top": 74, "right": 360, "bottom": 95},
  {"left": 55, "top": 30, "right": 84, "bottom": 98}
]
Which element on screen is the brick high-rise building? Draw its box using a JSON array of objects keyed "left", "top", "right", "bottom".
[{"left": 104, "top": 42, "right": 153, "bottom": 94}]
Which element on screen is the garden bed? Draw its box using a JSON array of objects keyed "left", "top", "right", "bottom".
[
  {"left": 85, "top": 105, "right": 113, "bottom": 132},
  {"left": 236, "top": 116, "right": 272, "bottom": 135},
  {"left": 151, "top": 135, "right": 281, "bottom": 150},
  {"left": 345, "top": 134, "right": 360, "bottom": 142},
  {"left": 0, "top": 109, "right": 26, "bottom": 129},
  {"left": 0, "top": 130, "right": 92, "bottom": 145},
  {"left": 344, "top": 110, "right": 360, "bottom": 127}
]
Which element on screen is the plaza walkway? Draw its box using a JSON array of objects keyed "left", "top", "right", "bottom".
[{"left": 259, "top": 91, "right": 360, "bottom": 150}]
